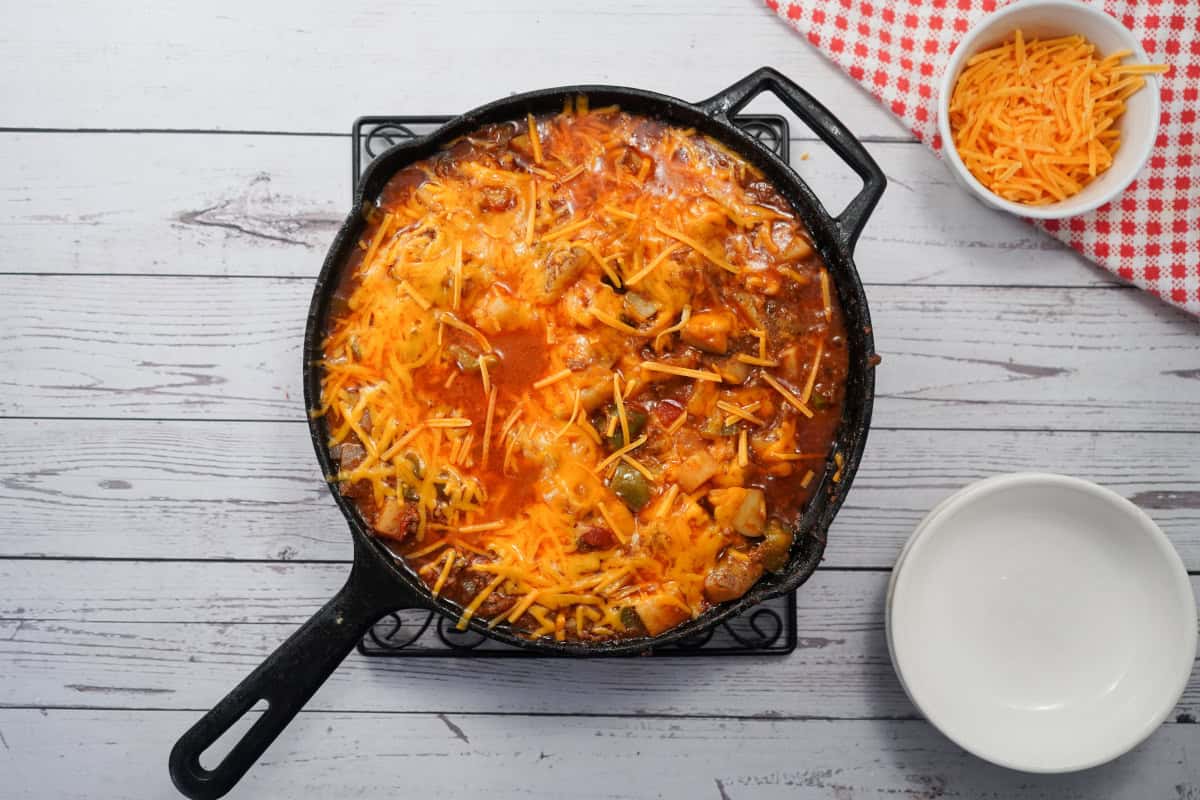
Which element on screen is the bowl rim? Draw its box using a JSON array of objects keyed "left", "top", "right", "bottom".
[
  {"left": 936, "top": 0, "right": 1162, "bottom": 220},
  {"left": 887, "top": 471, "right": 1198, "bottom": 773}
]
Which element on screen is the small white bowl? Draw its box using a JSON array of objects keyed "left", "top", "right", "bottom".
[
  {"left": 937, "top": 0, "right": 1161, "bottom": 219},
  {"left": 887, "top": 473, "right": 1197, "bottom": 773}
]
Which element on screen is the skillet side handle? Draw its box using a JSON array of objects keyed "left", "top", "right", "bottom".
[
  {"left": 168, "top": 541, "right": 414, "bottom": 800},
  {"left": 700, "top": 66, "right": 887, "bottom": 253}
]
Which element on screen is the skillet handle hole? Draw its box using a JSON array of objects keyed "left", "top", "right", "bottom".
[{"left": 197, "top": 698, "right": 271, "bottom": 773}]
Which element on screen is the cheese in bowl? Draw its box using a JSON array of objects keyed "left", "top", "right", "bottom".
[
  {"left": 318, "top": 101, "right": 847, "bottom": 641},
  {"left": 948, "top": 30, "right": 1166, "bottom": 206}
]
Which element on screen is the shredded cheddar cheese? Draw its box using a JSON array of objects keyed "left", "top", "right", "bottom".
[
  {"left": 717, "top": 400, "right": 765, "bottom": 427},
  {"left": 818, "top": 269, "right": 831, "bottom": 324},
  {"left": 532, "top": 368, "right": 573, "bottom": 390},
  {"left": 456, "top": 574, "right": 506, "bottom": 630},
  {"left": 761, "top": 373, "right": 814, "bottom": 419},
  {"left": 655, "top": 222, "right": 740, "bottom": 274},
  {"left": 949, "top": 31, "right": 1167, "bottom": 205},
  {"left": 557, "top": 162, "right": 586, "bottom": 184},
  {"left": 640, "top": 361, "right": 724, "bottom": 382},
  {"left": 527, "top": 113, "right": 543, "bottom": 165},
  {"left": 481, "top": 388, "right": 497, "bottom": 468},
  {"left": 542, "top": 216, "right": 592, "bottom": 242},
  {"left": 734, "top": 354, "right": 779, "bottom": 368},
  {"left": 431, "top": 550, "right": 457, "bottom": 597},
  {"left": 594, "top": 435, "right": 649, "bottom": 475},
  {"left": 655, "top": 483, "right": 680, "bottom": 518},
  {"left": 621, "top": 453, "right": 656, "bottom": 482},
  {"left": 452, "top": 240, "right": 464, "bottom": 311},
  {"left": 798, "top": 341, "right": 823, "bottom": 405},
  {"left": 625, "top": 244, "right": 681, "bottom": 286},
  {"left": 613, "top": 374, "right": 630, "bottom": 446},
  {"left": 591, "top": 308, "right": 643, "bottom": 335},
  {"left": 319, "top": 103, "right": 848, "bottom": 643}
]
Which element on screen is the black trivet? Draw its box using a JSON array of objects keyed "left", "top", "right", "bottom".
[{"left": 352, "top": 113, "right": 798, "bottom": 657}]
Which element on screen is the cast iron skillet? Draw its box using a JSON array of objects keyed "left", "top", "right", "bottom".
[{"left": 169, "top": 66, "right": 884, "bottom": 799}]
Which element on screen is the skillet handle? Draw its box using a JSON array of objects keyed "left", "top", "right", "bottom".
[
  {"left": 168, "top": 541, "right": 416, "bottom": 799},
  {"left": 700, "top": 66, "right": 886, "bottom": 253}
]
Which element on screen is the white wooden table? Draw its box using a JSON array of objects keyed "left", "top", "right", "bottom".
[{"left": 1, "top": 2, "right": 1197, "bottom": 797}]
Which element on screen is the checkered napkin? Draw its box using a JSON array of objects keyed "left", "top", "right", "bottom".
[{"left": 764, "top": 0, "right": 1199, "bottom": 316}]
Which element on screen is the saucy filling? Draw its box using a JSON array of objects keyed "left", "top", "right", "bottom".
[{"left": 319, "top": 99, "right": 848, "bottom": 641}]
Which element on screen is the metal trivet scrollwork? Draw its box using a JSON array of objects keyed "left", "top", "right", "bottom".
[{"left": 350, "top": 112, "right": 798, "bottom": 657}]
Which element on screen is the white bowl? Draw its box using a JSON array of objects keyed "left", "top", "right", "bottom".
[
  {"left": 887, "top": 473, "right": 1197, "bottom": 773},
  {"left": 937, "top": 0, "right": 1161, "bottom": 219}
]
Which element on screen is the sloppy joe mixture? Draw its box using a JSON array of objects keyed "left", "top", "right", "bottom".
[{"left": 319, "top": 98, "right": 848, "bottom": 641}]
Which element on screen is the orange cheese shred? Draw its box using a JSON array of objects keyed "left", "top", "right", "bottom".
[{"left": 949, "top": 31, "right": 1167, "bottom": 205}]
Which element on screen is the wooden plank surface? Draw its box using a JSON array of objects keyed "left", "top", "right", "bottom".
[
  {"left": 2, "top": 562, "right": 1196, "bottom": 722},
  {"left": 0, "top": 1, "right": 907, "bottom": 138},
  {"left": 0, "top": 132, "right": 1108, "bottom": 287},
  {"left": 2, "top": 1, "right": 1198, "bottom": 796},
  {"left": 1, "top": 710, "right": 1196, "bottom": 800},
  {"left": 3, "top": 276, "right": 1197, "bottom": 428},
  {"left": 3, "top": 421, "right": 1198, "bottom": 567}
]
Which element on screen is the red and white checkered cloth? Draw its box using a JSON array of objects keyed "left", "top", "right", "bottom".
[{"left": 764, "top": 0, "right": 1199, "bottom": 316}]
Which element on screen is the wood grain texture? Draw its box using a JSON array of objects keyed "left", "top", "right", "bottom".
[
  {"left": 3, "top": 1, "right": 1198, "bottom": 795},
  {"left": 0, "top": 131, "right": 1109, "bottom": 286},
  {"left": 1, "top": 710, "right": 1196, "bottom": 800},
  {"left": 0, "top": 133, "right": 346, "bottom": 275},
  {"left": 3, "top": 276, "right": 1198, "bottom": 427},
  {"left": 3, "top": 420, "right": 1198, "bottom": 567},
  {"left": 1, "top": 562, "right": 1195, "bottom": 721},
  {"left": 0, "top": 1, "right": 908, "bottom": 138}
]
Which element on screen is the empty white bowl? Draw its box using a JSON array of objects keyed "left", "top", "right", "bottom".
[
  {"left": 937, "top": 0, "right": 1162, "bottom": 219},
  {"left": 887, "top": 473, "right": 1197, "bottom": 773}
]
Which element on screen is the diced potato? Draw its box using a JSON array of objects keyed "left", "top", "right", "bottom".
[
  {"left": 472, "top": 286, "right": 536, "bottom": 334},
  {"left": 680, "top": 311, "right": 735, "bottom": 354},
  {"left": 676, "top": 450, "right": 720, "bottom": 492},
  {"left": 711, "top": 463, "right": 748, "bottom": 488},
  {"left": 562, "top": 333, "right": 618, "bottom": 371},
  {"left": 576, "top": 366, "right": 616, "bottom": 412},
  {"left": 623, "top": 292, "right": 660, "bottom": 323},
  {"left": 686, "top": 379, "right": 717, "bottom": 416},
  {"left": 698, "top": 413, "right": 736, "bottom": 440},
  {"left": 709, "top": 487, "right": 766, "bottom": 536},
  {"left": 782, "top": 236, "right": 814, "bottom": 261},
  {"left": 777, "top": 344, "right": 805, "bottom": 382},
  {"left": 630, "top": 593, "right": 691, "bottom": 636},
  {"left": 728, "top": 290, "right": 767, "bottom": 329},
  {"left": 716, "top": 357, "right": 753, "bottom": 384},
  {"left": 374, "top": 499, "right": 416, "bottom": 541}
]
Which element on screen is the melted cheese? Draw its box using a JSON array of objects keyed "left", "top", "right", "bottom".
[{"left": 320, "top": 103, "right": 847, "bottom": 643}]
